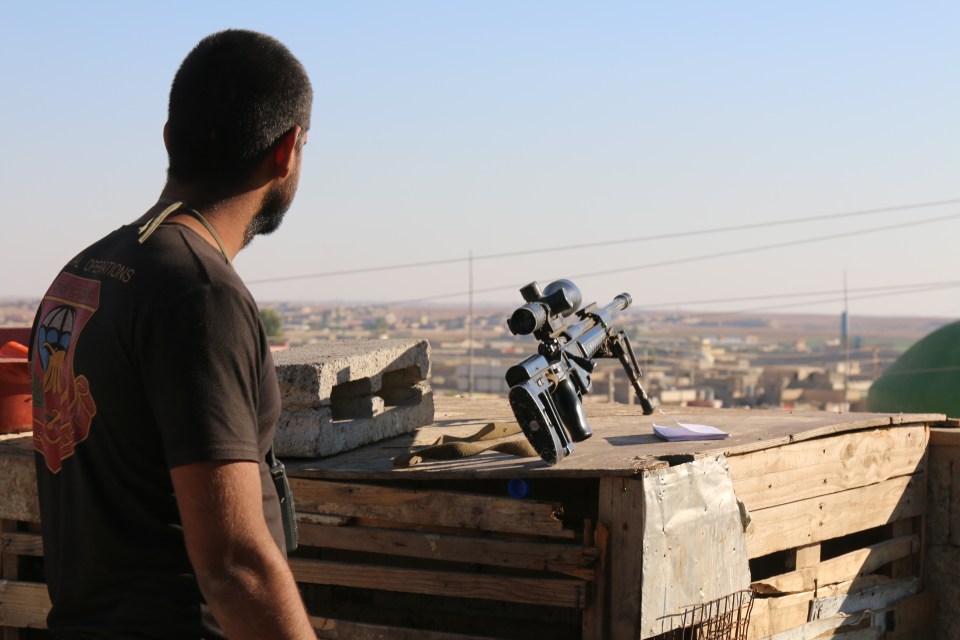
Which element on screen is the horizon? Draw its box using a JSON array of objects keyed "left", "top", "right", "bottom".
[{"left": 2, "top": 2, "right": 958, "bottom": 318}]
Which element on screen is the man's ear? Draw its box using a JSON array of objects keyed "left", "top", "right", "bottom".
[
  {"left": 163, "top": 122, "right": 170, "bottom": 151},
  {"left": 273, "top": 126, "right": 302, "bottom": 179}
]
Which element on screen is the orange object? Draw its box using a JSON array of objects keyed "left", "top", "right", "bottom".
[{"left": 0, "top": 341, "right": 32, "bottom": 434}]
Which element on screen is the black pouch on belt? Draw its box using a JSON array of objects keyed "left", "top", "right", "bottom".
[{"left": 267, "top": 449, "right": 298, "bottom": 553}]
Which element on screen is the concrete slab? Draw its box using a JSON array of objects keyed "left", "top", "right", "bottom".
[{"left": 273, "top": 339, "right": 434, "bottom": 457}]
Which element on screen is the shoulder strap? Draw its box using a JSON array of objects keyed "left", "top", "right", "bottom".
[{"left": 138, "top": 200, "right": 232, "bottom": 267}]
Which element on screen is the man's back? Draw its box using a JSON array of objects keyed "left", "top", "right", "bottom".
[{"left": 32, "top": 216, "right": 283, "bottom": 638}]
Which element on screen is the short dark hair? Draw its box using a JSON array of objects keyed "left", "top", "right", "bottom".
[{"left": 166, "top": 30, "right": 312, "bottom": 188}]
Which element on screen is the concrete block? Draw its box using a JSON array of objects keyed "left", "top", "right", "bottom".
[
  {"left": 276, "top": 386, "right": 434, "bottom": 457},
  {"left": 272, "top": 339, "right": 434, "bottom": 457},
  {"left": 274, "top": 339, "right": 430, "bottom": 409}
]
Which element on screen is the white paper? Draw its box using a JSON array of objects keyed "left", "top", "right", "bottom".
[{"left": 652, "top": 422, "right": 729, "bottom": 441}]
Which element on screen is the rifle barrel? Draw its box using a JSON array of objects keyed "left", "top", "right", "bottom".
[{"left": 563, "top": 293, "right": 632, "bottom": 360}]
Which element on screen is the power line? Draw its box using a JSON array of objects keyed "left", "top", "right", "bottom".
[
  {"left": 385, "top": 211, "right": 960, "bottom": 304},
  {"left": 247, "top": 197, "right": 960, "bottom": 285},
  {"left": 568, "top": 211, "right": 960, "bottom": 281},
  {"left": 643, "top": 280, "right": 960, "bottom": 309},
  {"left": 686, "top": 283, "right": 959, "bottom": 316}
]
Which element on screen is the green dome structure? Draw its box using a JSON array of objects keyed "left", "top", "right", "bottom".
[{"left": 867, "top": 320, "right": 960, "bottom": 418}]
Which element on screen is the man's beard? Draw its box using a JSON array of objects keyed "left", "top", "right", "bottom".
[{"left": 242, "top": 174, "right": 299, "bottom": 248}]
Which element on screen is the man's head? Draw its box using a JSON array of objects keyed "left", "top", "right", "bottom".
[{"left": 165, "top": 30, "right": 312, "bottom": 194}]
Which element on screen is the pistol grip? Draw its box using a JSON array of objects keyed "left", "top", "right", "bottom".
[{"left": 553, "top": 376, "right": 592, "bottom": 442}]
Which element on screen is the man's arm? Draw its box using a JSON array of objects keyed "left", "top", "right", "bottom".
[{"left": 171, "top": 460, "right": 315, "bottom": 640}]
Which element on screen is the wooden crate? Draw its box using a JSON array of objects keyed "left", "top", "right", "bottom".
[
  {"left": 728, "top": 425, "right": 933, "bottom": 640},
  {"left": 287, "top": 477, "right": 601, "bottom": 639},
  {"left": 0, "top": 399, "right": 943, "bottom": 640}
]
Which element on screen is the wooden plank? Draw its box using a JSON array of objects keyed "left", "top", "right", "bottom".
[
  {"left": 284, "top": 396, "right": 938, "bottom": 480},
  {"left": 887, "top": 519, "right": 915, "bottom": 579},
  {"left": 816, "top": 575, "right": 895, "bottom": 598},
  {"left": 0, "top": 533, "right": 42, "bottom": 558},
  {"left": 925, "top": 447, "right": 953, "bottom": 547},
  {"left": 290, "top": 479, "right": 575, "bottom": 539},
  {"left": 311, "top": 616, "right": 497, "bottom": 640},
  {"left": 581, "top": 520, "right": 608, "bottom": 640},
  {"left": 809, "top": 577, "right": 919, "bottom": 620},
  {"left": 728, "top": 426, "right": 926, "bottom": 512},
  {"left": 814, "top": 628, "right": 881, "bottom": 640},
  {"left": 745, "top": 475, "right": 924, "bottom": 558},
  {"left": 289, "top": 558, "right": 587, "bottom": 609},
  {"left": 0, "top": 581, "right": 49, "bottom": 629},
  {"left": 0, "top": 441, "right": 38, "bottom": 524},
  {"left": 751, "top": 535, "right": 918, "bottom": 595},
  {"left": 599, "top": 476, "right": 644, "bottom": 640},
  {"left": 883, "top": 591, "right": 935, "bottom": 640},
  {"left": 793, "top": 543, "right": 820, "bottom": 570},
  {"left": 296, "top": 522, "right": 599, "bottom": 580},
  {"left": 925, "top": 544, "right": 960, "bottom": 640},
  {"left": 747, "top": 591, "right": 813, "bottom": 640},
  {"left": 764, "top": 612, "right": 869, "bottom": 640},
  {"left": 930, "top": 426, "right": 960, "bottom": 447},
  {"left": 0, "top": 523, "right": 18, "bottom": 583}
]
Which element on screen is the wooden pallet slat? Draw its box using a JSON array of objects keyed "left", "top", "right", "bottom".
[
  {"left": 883, "top": 591, "right": 935, "bottom": 640},
  {"left": 0, "top": 533, "right": 43, "bottom": 558},
  {"left": 598, "top": 476, "right": 645, "bottom": 640},
  {"left": 0, "top": 581, "right": 49, "bottom": 629},
  {"left": 745, "top": 475, "right": 924, "bottom": 558},
  {"left": 296, "top": 522, "right": 598, "bottom": 580},
  {"left": 0, "top": 440, "right": 39, "bottom": 524},
  {"left": 809, "top": 577, "right": 919, "bottom": 620},
  {"left": 290, "top": 479, "right": 574, "bottom": 539},
  {"left": 747, "top": 590, "right": 813, "bottom": 640},
  {"left": 289, "top": 558, "right": 588, "bottom": 609},
  {"left": 728, "top": 426, "right": 926, "bottom": 512},
  {"left": 751, "top": 534, "right": 919, "bottom": 595},
  {"left": 311, "top": 615, "right": 499, "bottom": 640},
  {"left": 762, "top": 612, "right": 868, "bottom": 640}
]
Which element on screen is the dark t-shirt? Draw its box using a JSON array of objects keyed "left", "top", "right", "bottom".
[{"left": 30, "top": 211, "right": 283, "bottom": 639}]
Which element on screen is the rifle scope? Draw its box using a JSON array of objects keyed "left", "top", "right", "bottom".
[{"left": 507, "top": 279, "right": 582, "bottom": 336}]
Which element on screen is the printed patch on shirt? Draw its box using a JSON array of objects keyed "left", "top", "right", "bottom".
[{"left": 32, "top": 273, "right": 100, "bottom": 473}]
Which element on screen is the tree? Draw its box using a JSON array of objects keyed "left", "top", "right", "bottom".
[
  {"left": 260, "top": 307, "right": 284, "bottom": 338},
  {"left": 373, "top": 317, "right": 389, "bottom": 337}
]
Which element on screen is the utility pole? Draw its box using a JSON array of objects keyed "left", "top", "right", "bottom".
[
  {"left": 842, "top": 272, "right": 849, "bottom": 413},
  {"left": 467, "top": 250, "right": 474, "bottom": 399}
]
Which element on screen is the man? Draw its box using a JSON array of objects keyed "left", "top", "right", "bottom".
[{"left": 30, "top": 30, "right": 316, "bottom": 639}]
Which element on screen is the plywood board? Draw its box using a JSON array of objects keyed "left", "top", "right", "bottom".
[{"left": 286, "top": 396, "right": 940, "bottom": 480}]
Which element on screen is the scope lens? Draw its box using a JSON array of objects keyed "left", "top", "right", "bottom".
[{"left": 508, "top": 303, "right": 546, "bottom": 335}]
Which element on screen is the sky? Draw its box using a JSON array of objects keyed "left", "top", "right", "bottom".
[{"left": 2, "top": 1, "right": 958, "bottom": 319}]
